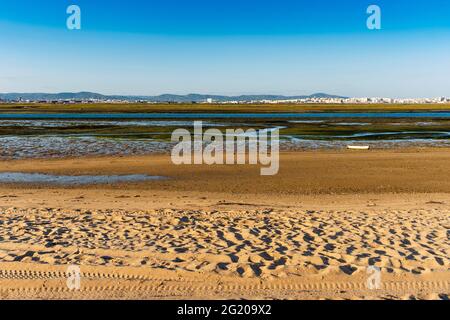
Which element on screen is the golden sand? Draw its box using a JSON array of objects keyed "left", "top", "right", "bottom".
[{"left": 0, "top": 149, "right": 449, "bottom": 299}]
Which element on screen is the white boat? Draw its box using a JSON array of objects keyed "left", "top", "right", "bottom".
[{"left": 347, "top": 145, "right": 370, "bottom": 150}]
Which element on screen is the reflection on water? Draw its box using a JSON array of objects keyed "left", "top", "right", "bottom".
[{"left": 0, "top": 172, "right": 165, "bottom": 184}]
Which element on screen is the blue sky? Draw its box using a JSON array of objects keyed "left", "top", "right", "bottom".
[{"left": 0, "top": 0, "right": 449, "bottom": 97}]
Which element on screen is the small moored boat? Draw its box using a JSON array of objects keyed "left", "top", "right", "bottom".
[{"left": 347, "top": 145, "right": 370, "bottom": 150}]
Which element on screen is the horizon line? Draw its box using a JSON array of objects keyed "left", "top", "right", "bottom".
[{"left": 1, "top": 91, "right": 450, "bottom": 100}]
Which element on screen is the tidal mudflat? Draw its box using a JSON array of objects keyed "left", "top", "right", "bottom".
[{"left": 0, "top": 112, "right": 449, "bottom": 159}]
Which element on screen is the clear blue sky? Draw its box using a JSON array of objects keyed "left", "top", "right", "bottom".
[{"left": 1, "top": 0, "right": 449, "bottom": 97}]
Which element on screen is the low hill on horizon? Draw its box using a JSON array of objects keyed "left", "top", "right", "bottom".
[{"left": 0, "top": 92, "right": 347, "bottom": 102}]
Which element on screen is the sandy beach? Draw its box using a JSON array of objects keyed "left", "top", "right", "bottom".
[
  {"left": 3, "top": 0, "right": 450, "bottom": 306},
  {"left": 0, "top": 149, "right": 448, "bottom": 299}
]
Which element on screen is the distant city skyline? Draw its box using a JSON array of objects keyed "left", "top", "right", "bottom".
[
  {"left": 2, "top": 92, "right": 449, "bottom": 104},
  {"left": 1, "top": 0, "right": 450, "bottom": 98}
]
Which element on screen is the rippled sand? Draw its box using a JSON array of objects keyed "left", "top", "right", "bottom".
[{"left": 0, "top": 150, "right": 449, "bottom": 299}]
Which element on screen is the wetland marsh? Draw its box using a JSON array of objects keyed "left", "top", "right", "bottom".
[{"left": 0, "top": 110, "right": 448, "bottom": 159}]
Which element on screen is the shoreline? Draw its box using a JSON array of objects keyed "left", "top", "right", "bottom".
[{"left": 2, "top": 148, "right": 450, "bottom": 194}]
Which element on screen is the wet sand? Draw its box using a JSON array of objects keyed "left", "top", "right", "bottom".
[{"left": 0, "top": 149, "right": 449, "bottom": 299}]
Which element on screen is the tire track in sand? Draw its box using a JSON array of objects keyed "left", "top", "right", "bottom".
[{"left": 0, "top": 263, "right": 448, "bottom": 299}]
